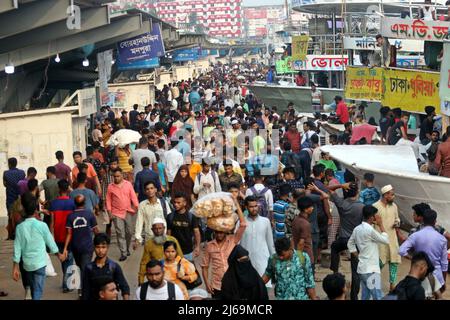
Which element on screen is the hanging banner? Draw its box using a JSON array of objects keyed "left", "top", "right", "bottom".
[
  {"left": 439, "top": 42, "right": 450, "bottom": 101},
  {"left": 173, "top": 48, "right": 199, "bottom": 62},
  {"left": 117, "top": 23, "right": 165, "bottom": 64},
  {"left": 345, "top": 67, "right": 384, "bottom": 101},
  {"left": 380, "top": 17, "right": 450, "bottom": 42},
  {"left": 97, "top": 49, "right": 113, "bottom": 106},
  {"left": 276, "top": 58, "right": 295, "bottom": 74},
  {"left": 383, "top": 68, "right": 440, "bottom": 113},
  {"left": 291, "top": 35, "right": 309, "bottom": 60}
]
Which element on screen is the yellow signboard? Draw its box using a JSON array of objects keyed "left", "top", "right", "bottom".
[
  {"left": 292, "top": 35, "right": 309, "bottom": 61},
  {"left": 345, "top": 67, "right": 384, "bottom": 101},
  {"left": 383, "top": 68, "right": 440, "bottom": 113},
  {"left": 345, "top": 67, "right": 441, "bottom": 113}
]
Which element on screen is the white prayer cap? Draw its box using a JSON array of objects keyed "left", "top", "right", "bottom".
[
  {"left": 381, "top": 184, "right": 393, "bottom": 195},
  {"left": 152, "top": 218, "right": 166, "bottom": 226},
  {"left": 189, "top": 288, "right": 209, "bottom": 299}
]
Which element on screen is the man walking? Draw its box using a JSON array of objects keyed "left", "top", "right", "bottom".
[
  {"left": 4, "top": 157, "right": 25, "bottom": 239},
  {"left": 240, "top": 195, "right": 275, "bottom": 277},
  {"left": 62, "top": 195, "right": 99, "bottom": 297},
  {"left": 49, "top": 179, "right": 76, "bottom": 293},
  {"left": 201, "top": 196, "right": 247, "bottom": 299},
  {"left": 347, "top": 205, "right": 389, "bottom": 300},
  {"left": 13, "top": 193, "right": 63, "bottom": 300},
  {"left": 82, "top": 233, "right": 130, "bottom": 300},
  {"left": 54, "top": 151, "right": 72, "bottom": 184},
  {"left": 106, "top": 168, "right": 139, "bottom": 261},
  {"left": 136, "top": 260, "right": 184, "bottom": 300},
  {"left": 399, "top": 209, "right": 448, "bottom": 293},
  {"left": 134, "top": 181, "right": 170, "bottom": 247},
  {"left": 134, "top": 157, "right": 161, "bottom": 202},
  {"left": 137, "top": 218, "right": 183, "bottom": 285},
  {"left": 167, "top": 192, "right": 201, "bottom": 261}
]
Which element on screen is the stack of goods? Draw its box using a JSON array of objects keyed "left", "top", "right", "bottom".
[
  {"left": 273, "top": 200, "right": 289, "bottom": 239},
  {"left": 193, "top": 193, "right": 238, "bottom": 232}
]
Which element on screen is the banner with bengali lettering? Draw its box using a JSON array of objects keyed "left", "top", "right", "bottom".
[
  {"left": 383, "top": 68, "right": 440, "bottom": 113},
  {"left": 290, "top": 55, "right": 349, "bottom": 71},
  {"left": 345, "top": 67, "right": 384, "bottom": 101},
  {"left": 292, "top": 35, "right": 309, "bottom": 61},
  {"left": 380, "top": 17, "right": 450, "bottom": 42},
  {"left": 439, "top": 42, "right": 450, "bottom": 103},
  {"left": 117, "top": 24, "right": 165, "bottom": 64},
  {"left": 276, "top": 57, "right": 295, "bottom": 74}
]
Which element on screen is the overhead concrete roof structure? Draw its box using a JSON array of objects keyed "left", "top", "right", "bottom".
[{"left": 0, "top": 1, "right": 182, "bottom": 113}]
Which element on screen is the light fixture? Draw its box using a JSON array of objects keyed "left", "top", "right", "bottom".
[
  {"left": 55, "top": 53, "right": 61, "bottom": 63},
  {"left": 111, "top": 59, "right": 115, "bottom": 65},
  {"left": 5, "top": 63, "right": 14, "bottom": 74},
  {"left": 82, "top": 58, "right": 89, "bottom": 67}
]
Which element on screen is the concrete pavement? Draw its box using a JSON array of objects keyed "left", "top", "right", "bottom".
[{"left": 1, "top": 224, "right": 449, "bottom": 300}]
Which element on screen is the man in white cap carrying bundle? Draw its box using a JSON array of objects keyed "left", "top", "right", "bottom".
[
  {"left": 228, "top": 119, "right": 242, "bottom": 148},
  {"left": 372, "top": 184, "right": 403, "bottom": 292},
  {"left": 137, "top": 218, "right": 184, "bottom": 285}
]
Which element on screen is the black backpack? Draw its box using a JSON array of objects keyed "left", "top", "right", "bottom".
[{"left": 139, "top": 281, "right": 176, "bottom": 300}]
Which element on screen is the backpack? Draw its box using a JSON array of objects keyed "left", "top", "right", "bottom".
[
  {"left": 139, "top": 281, "right": 176, "bottom": 300},
  {"left": 166, "top": 211, "right": 207, "bottom": 243},
  {"left": 158, "top": 197, "right": 168, "bottom": 219},
  {"left": 249, "top": 186, "right": 270, "bottom": 218},
  {"left": 197, "top": 171, "right": 218, "bottom": 192},
  {"left": 301, "top": 132, "right": 315, "bottom": 149}
]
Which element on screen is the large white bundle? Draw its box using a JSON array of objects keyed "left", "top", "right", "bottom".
[
  {"left": 192, "top": 192, "right": 235, "bottom": 219},
  {"left": 107, "top": 129, "right": 141, "bottom": 148}
]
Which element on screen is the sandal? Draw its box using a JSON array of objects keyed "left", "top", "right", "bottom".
[{"left": 0, "top": 291, "right": 8, "bottom": 297}]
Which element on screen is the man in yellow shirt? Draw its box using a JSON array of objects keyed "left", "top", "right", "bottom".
[{"left": 138, "top": 218, "right": 183, "bottom": 285}]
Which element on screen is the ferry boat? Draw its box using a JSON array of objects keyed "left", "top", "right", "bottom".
[
  {"left": 308, "top": 0, "right": 450, "bottom": 229},
  {"left": 247, "top": 0, "right": 440, "bottom": 114}
]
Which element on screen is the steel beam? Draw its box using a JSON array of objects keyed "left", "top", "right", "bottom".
[
  {"left": 0, "top": 6, "right": 110, "bottom": 54},
  {"left": 0, "top": 0, "right": 73, "bottom": 39},
  {"left": 94, "top": 19, "right": 151, "bottom": 50},
  {"left": 0, "top": 15, "right": 142, "bottom": 71}
]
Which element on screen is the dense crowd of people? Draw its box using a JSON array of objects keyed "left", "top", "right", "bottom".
[{"left": 2, "top": 61, "right": 449, "bottom": 301}]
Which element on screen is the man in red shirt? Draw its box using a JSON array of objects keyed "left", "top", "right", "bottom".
[
  {"left": 284, "top": 122, "right": 302, "bottom": 153},
  {"left": 335, "top": 96, "right": 349, "bottom": 124},
  {"left": 49, "top": 179, "right": 76, "bottom": 293}
]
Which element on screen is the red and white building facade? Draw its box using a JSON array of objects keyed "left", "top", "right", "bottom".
[{"left": 111, "top": 0, "right": 243, "bottom": 38}]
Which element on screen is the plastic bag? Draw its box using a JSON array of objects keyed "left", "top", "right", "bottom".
[
  {"left": 107, "top": 129, "right": 142, "bottom": 148},
  {"left": 45, "top": 253, "right": 57, "bottom": 277},
  {"left": 192, "top": 192, "right": 235, "bottom": 219},
  {"left": 207, "top": 213, "right": 238, "bottom": 232}
]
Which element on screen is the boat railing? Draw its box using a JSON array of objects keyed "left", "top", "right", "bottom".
[{"left": 307, "top": 34, "right": 344, "bottom": 55}]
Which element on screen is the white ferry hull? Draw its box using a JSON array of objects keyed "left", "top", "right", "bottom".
[{"left": 321, "top": 145, "right": 450, "bottom": 230}]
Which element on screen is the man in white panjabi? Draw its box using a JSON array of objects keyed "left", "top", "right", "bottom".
[
  {"left": 239, "top": 196, "right": 275, "bottom": 281},
  {"left": 372, "top": 184, "right": 402, "bottom": 292}
]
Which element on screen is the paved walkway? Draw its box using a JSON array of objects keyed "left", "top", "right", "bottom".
[{"left": 0, "top": 225, "right": 449, "bottom": 300}]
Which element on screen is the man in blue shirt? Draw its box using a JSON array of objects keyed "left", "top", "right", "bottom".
[
  {"left": 13, "top": 193, "right": 62, "bottom": 300},
  {"left": 134, "top": 157, "right": 161, "bottom": 202},
  {"left": 63, "top": 194, "right": 99, "bottom": 297},
  {"left": 3, "top": 157, "right": 25, "bottom": 239}
]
